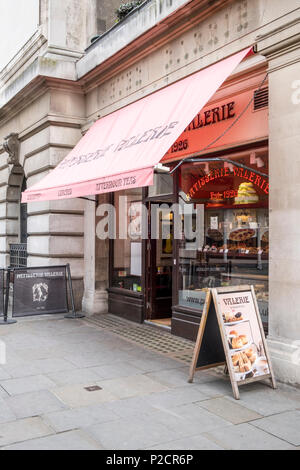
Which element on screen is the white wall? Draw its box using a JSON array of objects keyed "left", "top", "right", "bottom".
[{"left": 0, "top": 0, "right": 40, "bottom": 71}]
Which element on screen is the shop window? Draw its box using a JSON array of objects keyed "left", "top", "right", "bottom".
[
  {"left": 177, "top": 150, "right": 269, "bottom": 327},
  {"left": 112, "top": 188, "right": 143, "bottom": 292}
]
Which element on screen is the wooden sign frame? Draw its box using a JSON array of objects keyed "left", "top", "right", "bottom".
[{"left": 189, "top": 285, "right": 276, "bottom": 400}]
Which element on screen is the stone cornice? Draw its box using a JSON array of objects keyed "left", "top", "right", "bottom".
[
  {"left": 256, "top": 15, "right": 300, "bottom": 68},
  {"left": 0, "top": 74, "right": 84, "bottom": 129},
  {"left": 0, "top": 28, "right": 47, "bottom": 86},
  {"left": 78, "top": 0, "right": 232, "bottom": 91}
]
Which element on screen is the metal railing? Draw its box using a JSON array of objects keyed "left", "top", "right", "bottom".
[{"left": 9, "top": 243, "right": 27, "bottom": 268}]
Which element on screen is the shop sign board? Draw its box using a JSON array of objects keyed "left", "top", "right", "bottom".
[
  {"left": 189, "top": 286, "right": 276, "bottom": 399},
  {"left": 163, "top": 85, "right": 268, "bottom": 163},
  {"left": 12, "top": 266, "right": 68, "bottom": 317}
]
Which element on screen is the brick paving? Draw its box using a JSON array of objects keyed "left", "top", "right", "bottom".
[{"left": 0, "top": 313, "right": 299, "bottom": 450}]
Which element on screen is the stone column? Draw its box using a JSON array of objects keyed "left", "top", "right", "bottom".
[
  {"left": 257, "top": 18, "right": 300, "bottom": 384},
  {"left": 82, "top": 194, "right": 109, "bottom": 316}
]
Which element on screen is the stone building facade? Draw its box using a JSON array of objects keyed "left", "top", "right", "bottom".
[
  {"left": 0, "top": 0, "right": 121, "bottom": 307},
  {"left": 0, "top": 0, "right": 300, "bottom": 384}
]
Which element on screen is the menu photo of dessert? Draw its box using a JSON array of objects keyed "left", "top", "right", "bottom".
[
  {"left": 226, "top": 322, "right": 253, "bottom": 351},
  {"left": 222, "top": 310, "right": 244, "bottom": 324},
  {"left": 230, "top": 343, "right": 269, "bottom": 381}
]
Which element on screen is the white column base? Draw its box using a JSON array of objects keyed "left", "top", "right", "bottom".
[
  {"left": 267, "top": 335, "right": 300, "bottom": 385},
  {"left": 82, "top": 288, "right": 108, "bottom": 316}
]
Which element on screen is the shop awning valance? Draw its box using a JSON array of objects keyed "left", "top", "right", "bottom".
[{"left": 22, "top": 47, "right": 252, "bottom": 203}]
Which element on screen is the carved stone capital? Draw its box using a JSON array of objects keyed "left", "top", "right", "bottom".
[{"left": 3, "top": 133, "right": 20, "bottom": 166}]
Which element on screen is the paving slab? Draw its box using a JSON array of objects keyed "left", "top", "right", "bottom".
[
  {"left": 2, "top": 362, "right": 42, "bottom": 379},
  {"left": 190, "top": 378, "right": 237, "bottom": 398},
  {"left": 90, "top": 362, "right": 146, "bottom": 380},
  {"left": 85, "top": 415, "right": 180, "bottom": 450},
  {"left": 31, "top": 358, "right": 77, "bottom": 374},
  {"left": 203, "top": 423, "right": 295, "bottom": 450},
  {"left": 148, "top": 434, "right": 224, "bottom": 450},
  {"left": 51, "top": 383, "right": 117, "bottom": 408},
  {"left": 197, "top": 397, "right": 263, "bottom": 424},
  {"left": 126, "top": 353, "right": 183, "bottom": 373},
  {"left": 103, "top": 395, "right": 160, "bottom": 419},
  {"left": 147, "top": 367, "right": 221, "bottom": 388},
  {"left": 97, "top": 374, "right": 169, "bottom": 399},
  {"left": 0, "top": 385, "right": 9, "bottom": 399},
  {"left": 43, "top": 403, "right": 119, "bottom": 432},
  {"left": 0, "top": 398, "right": 16, "bottom": 424},
  {"left": 0, "top": 374, "right": 57, "bottom": 396},
  {"left": 47, "top": 367, "right": 100, "bottom": 387},
  {"left": 145, "top": 367, "right": 197, "bottom": 389},
  {"left": 3, "top": 430, "right": 103, "bottom": 450},
  {"left": 4, "top": 389, "right": 67, "bottom": 419},
  {"left": 227, "top": 386, "right": 300, "bottom": 416},
  {"left": 0, "top": 417, "right": 53, "bottom": 447},
  {"left": 146, "top": 386, "right": 209, "bottom": 409},
  {"left": 64, "top": 350, "right": 134, "bottom": 368},
  {"left": 146, "top": 405, "right": 232, "bottom": 439},
  {"left": 0, "top": 367, "right": 11, "bottom": 380},
  {"left": 250, "top": 410, "right": 300, "bottom": 446},
  {"left": 18, "top": 347, "right": 70, "bottom": 362}
]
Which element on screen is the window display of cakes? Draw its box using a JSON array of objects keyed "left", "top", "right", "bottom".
[{"left": 234, "top": 182, "right": 259, "bottom": 204}]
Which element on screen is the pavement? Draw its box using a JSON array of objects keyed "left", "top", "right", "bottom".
[{"left": 0, "top": 313, "right": 299, "bottom": 450}]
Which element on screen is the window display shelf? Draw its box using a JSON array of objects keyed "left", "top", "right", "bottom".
[{"left": 221, "top": 272, "right": 268, "bottom": 281}]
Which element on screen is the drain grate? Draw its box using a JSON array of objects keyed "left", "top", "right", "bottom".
[
  {"left": 85, "top": 314, "right": 195, "bottom": 364},
  {"left": 84, "top": 385, "right": 102, "bottom": 392}
]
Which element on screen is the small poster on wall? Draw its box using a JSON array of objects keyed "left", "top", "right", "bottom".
[
  {"left": 189, "top": 286, "right": 276, "bottom": 400},
  {"left": 130, "top": 242, "right": 142, "bottom": 277},
  {"left": 210, "top": 216, "right": 218, "bottom": 230}
]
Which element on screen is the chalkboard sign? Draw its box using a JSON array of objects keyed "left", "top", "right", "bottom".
[
  {"left": 12, "top": 266, "right": 68, "bottom": 317},
  {"left": 188, "top": 290, "right": 225, "bottom": 373},
  {"left": 189, "top": 286, "right": 276, "bottom": 400}
]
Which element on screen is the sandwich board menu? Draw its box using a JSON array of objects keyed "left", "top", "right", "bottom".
[
  {"left": 12, "top": 266, "right": 68, "bottom": 317},
  {"left": 189, "top": 286, "right": 276, "bottom": 400}
]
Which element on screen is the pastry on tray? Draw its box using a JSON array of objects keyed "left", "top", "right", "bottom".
[
  {"left": 232, "top": 351, "right": 253, "bottom": 373},
  {"left": 222, "top": 312, "right": 244, "bottom": 323},
  {"left": 228, "top": 228, "right": 255, "bottom": 242},
  {"left": 229, "top": 331, "right": 248, "bottom": 349}
]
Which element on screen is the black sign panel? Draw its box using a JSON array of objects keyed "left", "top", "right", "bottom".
[
  {"left": 195, "top": 300, "right": 226, "bottom": 369},
  {"left": 0, "top": 270, "right": 4, "bottom": 316},
  {"left": 12, "top": 266, "right": 68, "bottom": 317}
]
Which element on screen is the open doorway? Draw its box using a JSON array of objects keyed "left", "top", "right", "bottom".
[{"left": 145, "top": 202, "right": 174, "bottom": 328}]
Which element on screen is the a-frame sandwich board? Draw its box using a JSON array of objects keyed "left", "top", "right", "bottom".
[{"left": 189, "top": 286, "right": 276, "bottom": 400}]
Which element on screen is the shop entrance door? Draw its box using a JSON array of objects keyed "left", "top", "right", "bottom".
[{"left": 145, "top": 202, "right": 174, "bottom": 327}]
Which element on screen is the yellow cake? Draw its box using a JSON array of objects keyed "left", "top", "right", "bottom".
[{"left": 235, "top": 182, "right": 258, "bottom": 204}]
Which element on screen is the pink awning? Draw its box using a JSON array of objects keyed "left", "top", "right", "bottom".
[{"left": 22, "top": 47, "right": 252, "bottom": 203}]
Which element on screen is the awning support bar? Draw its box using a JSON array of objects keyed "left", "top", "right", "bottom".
[{"left": 79, "top": 197, "right": 97, "bottom": 203}]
